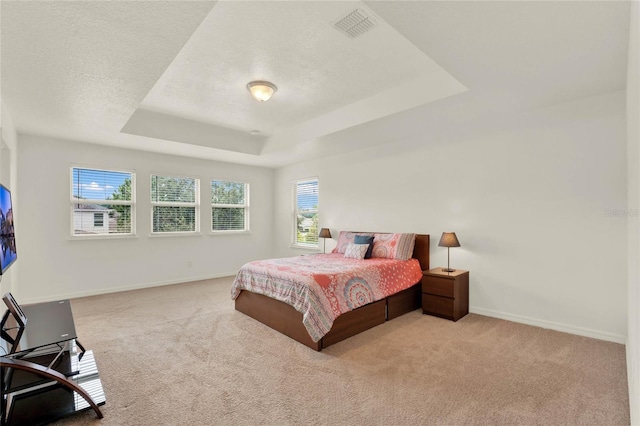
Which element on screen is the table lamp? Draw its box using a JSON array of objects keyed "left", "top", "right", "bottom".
[
  {"left": 318, "top": 228, "right": 332, "bottom": 254},
  {"left": 438, "top": 232, "right": 460, "bottom": 273}
]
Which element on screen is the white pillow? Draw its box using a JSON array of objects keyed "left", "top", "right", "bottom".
[{"left": 344, "top": 243, "right": 370, "bottom": 260}]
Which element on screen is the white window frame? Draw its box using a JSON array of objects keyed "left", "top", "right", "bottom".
[
  {"left": 70, "top": 166, "right": 136, "bottom": 238},
  {"left": 150, "top": 174, "right": 200, "bottom": 235},
  {"left": 292, "top": 177, "right": 319, "bottom": 249},
  {"left": 210, "top": 180, "right": 250, "bottom": 233}
]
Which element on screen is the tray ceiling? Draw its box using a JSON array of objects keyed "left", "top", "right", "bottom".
[{"left": 0, "top": 1, "right": 630, "bottom": 167}]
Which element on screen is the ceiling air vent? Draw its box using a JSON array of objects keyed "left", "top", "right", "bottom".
[{"left": 333, "top": 9, "right": 377, "bottom": 39}]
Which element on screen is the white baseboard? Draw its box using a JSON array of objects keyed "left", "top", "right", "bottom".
[
  {"left": 470, "top": 306, "right": 626, "bottom": 344},
  {"left": 21, "top": 272, "right": 239, "bottom": 305}
]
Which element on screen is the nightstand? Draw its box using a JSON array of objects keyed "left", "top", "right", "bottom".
[{"left": 422, "top": 268, "right": 469, "bottom": 321}]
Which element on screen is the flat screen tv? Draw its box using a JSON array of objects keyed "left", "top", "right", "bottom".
[{"left": 0, "top": 184, "right": 16, "bottom": 275}]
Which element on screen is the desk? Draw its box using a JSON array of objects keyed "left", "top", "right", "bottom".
[{"left": 1, "top": 300, "right": 105, "bottom": 425}]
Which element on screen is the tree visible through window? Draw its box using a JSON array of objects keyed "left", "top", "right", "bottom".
[
  {"left": 71, "top": 167, "right": 134, "bottom": 236},
  {"left": 211, "top": 180, "right": 248, "bottom": 232},
  {"left": 294, "top": 178, "right": 318, "bottom": 246},
  {"left": 151, "top": 175, "right": 199, "bottom": 233}
]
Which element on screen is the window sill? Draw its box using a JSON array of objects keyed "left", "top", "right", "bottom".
[
  {"left": 290, "top": 244, "right": 321, "bottom": 252},
  {"left": 149, "top": 232, "right": 202, "bottom": 238},
  {"left": 209, "top": 230, "right": 251, "bottom": 236},
  {"left": 70, "top": 234, "right": 138, "bottom": 241}
]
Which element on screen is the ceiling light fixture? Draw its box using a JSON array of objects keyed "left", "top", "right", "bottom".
[{"left": 247, "top": 80, "right": 277, "bottom": 102}]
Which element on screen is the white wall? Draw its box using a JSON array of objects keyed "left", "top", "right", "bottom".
[
  {"left": 626, "top": 1, "right": 640, "bottom": 423},
  {"left": 275, "top": 91, "right": 627, "bottom": 343},
  {"left": 0, "top": 100, "right": 18, "bottom": 296},
  {"left": 17, "top": 135, "right": 274, "bottom": 303}
]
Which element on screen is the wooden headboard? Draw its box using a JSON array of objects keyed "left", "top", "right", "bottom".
[{"left": 413, "top": 234, "right": 430, "bottom": 272}]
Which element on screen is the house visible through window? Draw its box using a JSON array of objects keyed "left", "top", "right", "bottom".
[
  {"left": 211, "top": 180, "right": 249, "bottom": 232},
  {"left": 71, "top": 167, "right": 134, "bottom": 236},
  {"left": 151, "top": 174, "right": 199, "bottom": 233},
  {"left": 294, "top": 178, "right": 318, "bottom": 246}
]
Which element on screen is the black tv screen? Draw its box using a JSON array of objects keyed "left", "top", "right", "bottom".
[{"left": 0, "top": 184, "right": 17, "bottom": 274}]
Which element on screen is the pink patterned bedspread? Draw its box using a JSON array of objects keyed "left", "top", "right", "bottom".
[{"left": 230, "top": 253, "right": 423, "bottom": 342}]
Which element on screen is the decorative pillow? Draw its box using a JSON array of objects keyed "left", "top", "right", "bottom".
[
  {"left": 344, "top": 243, "right": 370, "bottom": 260},
  {"left": 332, "top": 231, "right": 374, "bottom": 254},
  {"left": 371, "top": 233, "right": 417, "bottom": 261},
  {"left": 354, "top": 235, "right": 374, "bottom": 259}
]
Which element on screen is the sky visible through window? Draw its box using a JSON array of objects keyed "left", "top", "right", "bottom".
[
  {"left": 296, "top": 180, "right": 318, "bottom": 210},
  {"left": 73, "top": 168, "right": 129, "bottom": 201}
]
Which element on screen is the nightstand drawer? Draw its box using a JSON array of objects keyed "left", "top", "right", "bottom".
[
  {"left": 422, "top": 276, "right": 454, "bottom": 298},
  {"left": 422, "top": 294, "right": 454, "bottom": 318}
]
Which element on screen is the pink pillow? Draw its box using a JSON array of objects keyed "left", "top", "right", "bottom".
[
  {"left": 371, "top": 233, "right": 416, "bottom": 261},
  {"left": 332, "top": 231, "right": 374, "bottom": 254}
]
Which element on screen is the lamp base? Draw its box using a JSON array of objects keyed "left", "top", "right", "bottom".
[{"left": 442, "top": 268, "right": 456, "bottom": 273}]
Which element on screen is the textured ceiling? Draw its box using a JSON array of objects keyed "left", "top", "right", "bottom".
[
  {"left": 0, "top": 1, "right": 216, "bottom": 147},
  {"left": 0, "top": 1, "right": 631, "bottom": 168},
  {"left": 139, "top": 1, "right": 455, "bottom": 135}
]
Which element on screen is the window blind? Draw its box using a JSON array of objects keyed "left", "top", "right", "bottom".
[
  {"left": 211, "top": 180, "right": 248, "bottom": 231},
  {"left": 151, "top": 175, "right": 199, "bottom": 233},
  {"left": 294, "top": 179, "right": 318, "bottom": 245},
  {"left": 71, "top": 167, "right": 134, "bottom": 236}
]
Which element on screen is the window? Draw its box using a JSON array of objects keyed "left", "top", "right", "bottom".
[
  {"left": 93, "top": 213, "right": 104, "bottom": 227},
  {"left": 294, "top": 178, "right": 318, "bottom": 246},
  {"left": 151, "top": 175, "right": 199, "bottom": 233},
  {"left": 71, "top": 167, "right": 134, "bottom": 236},
  {"left": 211, "top": 180, "right": 249, "bottom": 232}
]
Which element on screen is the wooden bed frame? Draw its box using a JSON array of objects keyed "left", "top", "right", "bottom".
[{"left": 235, "top": 233, "right": 430, "bottom": 351}]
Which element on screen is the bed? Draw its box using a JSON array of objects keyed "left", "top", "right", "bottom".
[{"left": 231, "top": 233, "right": 429, "bottom": 351}]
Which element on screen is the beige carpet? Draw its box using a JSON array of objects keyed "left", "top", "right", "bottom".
[{"left": 52, "top": 277, "right": 629, "bottom": 426}]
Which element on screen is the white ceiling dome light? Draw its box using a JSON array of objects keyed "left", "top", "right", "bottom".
[{"left": 247, "top": 80, "right": 277, "bottom": 102}]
